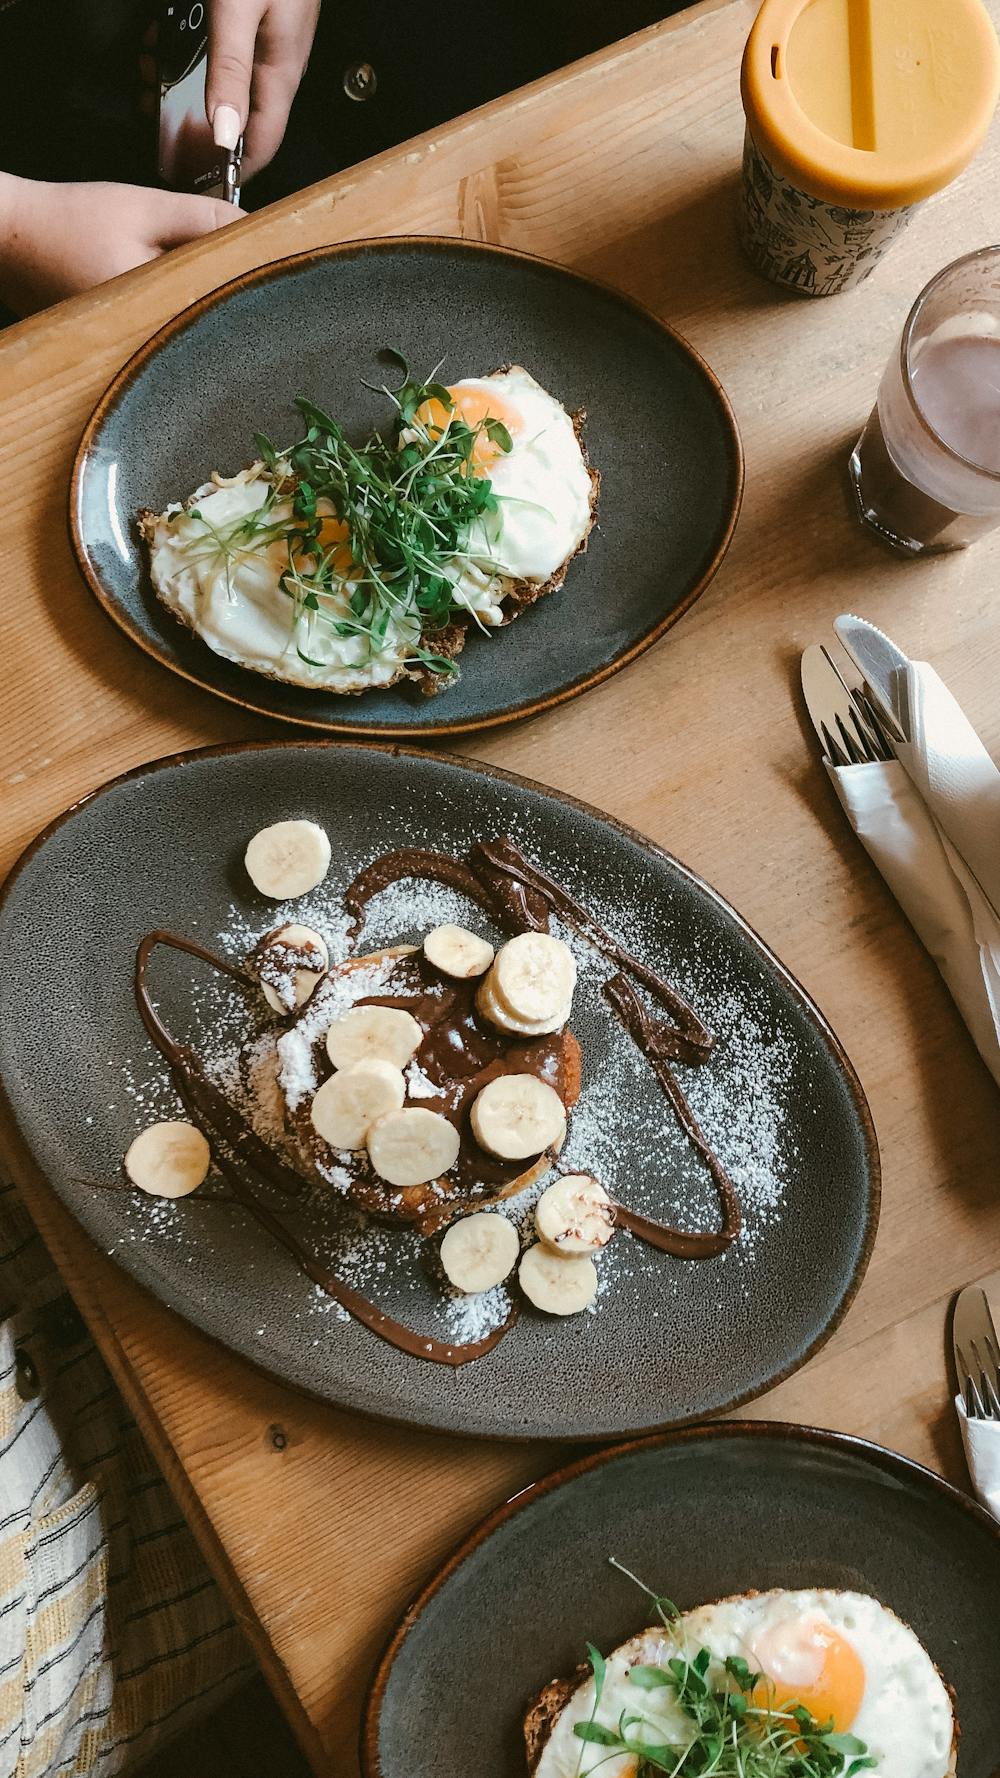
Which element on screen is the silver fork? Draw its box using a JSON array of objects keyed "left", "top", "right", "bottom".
[
  {"left": 819, "top": 648, "right": 895, "bottom": 767},
  {"left": 953, "top": 1285, "right": 1000, "bottom": 1419}
]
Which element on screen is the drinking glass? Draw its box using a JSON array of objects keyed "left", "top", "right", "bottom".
[{"left": 849, "top": 245, "right": 1000, "bottom": 554}]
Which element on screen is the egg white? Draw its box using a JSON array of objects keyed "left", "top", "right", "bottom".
[
  {"left": 534, "top": 1590, "right": 956, "bottom": 1778},
  {"left": 436, "top": 367, "right": 595, "bottom": 617},
  {"left": 147, "top": 472, "right": 419, "bottom": 693}
]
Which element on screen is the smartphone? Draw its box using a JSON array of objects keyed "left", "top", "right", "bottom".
[{"left": 157, "top": 2, "right": 230, "bottom": 197}]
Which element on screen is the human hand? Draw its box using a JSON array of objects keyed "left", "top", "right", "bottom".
[
  {"left": 206, "top": 0, "right": 321, "bottom": 180},
  {"left": 0, "top": 176, "right": 243, "bottom": 316}
]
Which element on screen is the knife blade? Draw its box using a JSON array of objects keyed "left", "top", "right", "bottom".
[
  {"left": 953, "top": 1284, "right": 1000, "bottom": 1418},
  {"left": 833, "top": 614, "right": 910, "bottom": 743},
  {"left": 800, "top": 644, "right": 892, "bottom": 767}
]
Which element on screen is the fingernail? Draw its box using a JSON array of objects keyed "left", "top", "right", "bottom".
[{"left": 212, "top": 104, "right": 242, "bottom": 151}]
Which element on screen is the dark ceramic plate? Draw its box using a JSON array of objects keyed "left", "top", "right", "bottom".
[
  {"left": 70, "top": 237, "right": 742, "bottom": 737},
  {"left": 0, "top": 743, "right": 876, "bottom": 1439},
  {"left": 364, "top": 1424, "right": 1000, "bottom": 1777}
]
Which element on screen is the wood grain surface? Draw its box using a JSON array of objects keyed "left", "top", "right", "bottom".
[{"left": 3, "top": 0, "right": 1000, "bottom": 1770}]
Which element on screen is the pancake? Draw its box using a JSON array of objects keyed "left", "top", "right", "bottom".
[{"left": 268, "top": 944, "right": 581, "bottom": 1234}]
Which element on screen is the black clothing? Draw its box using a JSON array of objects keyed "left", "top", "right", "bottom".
[{"left": 0, "top": 1, "right": 683, "bottom": 203}]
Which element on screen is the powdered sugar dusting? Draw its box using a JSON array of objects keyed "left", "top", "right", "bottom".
[{"left": 116, "top": 818, "right": 807, "bottom": 1347}]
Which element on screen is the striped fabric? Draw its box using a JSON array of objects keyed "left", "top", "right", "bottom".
[{"left": 0, "top": 1178, "right": 254, "bottom": 1776}]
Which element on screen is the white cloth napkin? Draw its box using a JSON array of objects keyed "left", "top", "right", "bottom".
[
  {"left": 955, "top": 1395, "right": 1000, "bottom": 1518},
  {"left": 825, "top": 660, "right": 1000, "bottom": 1090},
  {"left": 823, "top": 656, "right": 1000, "bottom": 1514}
]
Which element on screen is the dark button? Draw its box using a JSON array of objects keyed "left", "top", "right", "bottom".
[{"left": 343, "top": 62, "right": 377, "bottom": 102}]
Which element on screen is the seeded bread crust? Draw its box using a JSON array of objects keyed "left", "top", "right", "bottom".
[
  {"left": 524, "top": 1666, "right": 590, "bottom": 1773},
  {"left": 522, "top": 1594, "right": 960, "bottom": 1775},
  {"left": 138, "top": 372, "right": 599, "bottom": 699}
]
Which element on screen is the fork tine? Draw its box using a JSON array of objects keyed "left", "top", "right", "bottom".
[
  {"left": 853, "top": 690, "right": 895, "bottom": 762},
  {"left": 820, "top": 721, "right": 849, "bottom": 768},
  {"left": 957, "top": 1345, "right": 987, "bottom": 1418},
  {"left": 834, "top": 713, "right": 865, "bottom": 765},
  {"left": 846, "top": 707, "right": 880, "bottom": 764},
  {"left": 970, "top": 1338, "right": 1000, "bottom": 1418}
]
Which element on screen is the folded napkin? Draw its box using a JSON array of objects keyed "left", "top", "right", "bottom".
[
  {"left": 825, "top": 660, "right": 1000, "bottom": 1090},
  {"left": 955, "top": 1395, "right": 1000, "bottom": 1519}
]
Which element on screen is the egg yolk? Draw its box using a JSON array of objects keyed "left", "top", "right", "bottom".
[
  {"left": 413, "top": 385, "right": 520, "bottom": 470},
  {"left": 313, "top": 513, "right": 355, "bottom": 577},
  {"left": 750, "top": 1616, "right": 865, "bottom": 1731}
]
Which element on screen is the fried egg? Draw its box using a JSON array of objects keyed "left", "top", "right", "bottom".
[
  {"left": 408, "top": 367, "right": 595, "bottom": 623},
  {"left": 144, "top": 472, "right": 422, "bottom": 694},
  {"left": 533, "top": 1590, "right": 956, "bottom": 1778},
  {"left": 143, "top": 366, "right": 595, "bottom": 694}
]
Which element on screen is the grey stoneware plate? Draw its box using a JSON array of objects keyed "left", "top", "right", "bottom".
[
  {"left": 363, "top": 1423, "right": 1000, "bottom": 1777},
  {"left": 69, "top": 237, "right": 742, "bottom": 737},
  {"left": 0, "top": 742, "right": 877, "bottom": 1440}
]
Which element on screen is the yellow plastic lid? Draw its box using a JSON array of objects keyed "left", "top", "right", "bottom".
[{"left": 742, "top": 0, "right": 1000, "bottom": 209}]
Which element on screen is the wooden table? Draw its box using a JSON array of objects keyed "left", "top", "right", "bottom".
[{"left": 3, "top": 0, "right": 1000, "bottom": 1768}]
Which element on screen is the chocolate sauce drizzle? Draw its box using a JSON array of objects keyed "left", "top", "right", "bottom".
[
  {"left": 133, "top": 931, "right": 514, "bottom": 1367},
  {"left": 604, "top": 976, "right": 740, "bottom": 1258},
  {"left": 127, "top": 835, "right": 743, "bottom": 1371},
  {"left": 345, "top": 849, "right": 500, "bottom": 942}
]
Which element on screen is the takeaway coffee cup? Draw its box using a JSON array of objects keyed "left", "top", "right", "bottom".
[{"left": 740, "top": 0, "right": 1000, "bottom": 297}]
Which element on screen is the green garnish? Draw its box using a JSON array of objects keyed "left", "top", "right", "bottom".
[
  {"left": 175, "top": 354, "right": 516, "bottom": 683},
  {"left": 571, "top": 1565, "right": 877, "bottom": 1776}
]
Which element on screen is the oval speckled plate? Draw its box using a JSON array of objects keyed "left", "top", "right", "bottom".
[
  {"left": 363, "top": 1424, "right": 1000, "bottom": 1777},
  {"left": 69, "top": 237, "right": 742, "bottom": 737},
  {"left": 0, "top": 742, "right": 877, "bottom": 1440}
]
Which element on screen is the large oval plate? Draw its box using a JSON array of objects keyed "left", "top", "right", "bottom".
[
  {"left": 0, "top": 743, "right": 876, "bottom": 1439},
  {"left": 70, "top": 238, "right": 742, "bottom": 737},
  {"left": 364, "top": 1424, "right": 1000, "bottom": 1776}
]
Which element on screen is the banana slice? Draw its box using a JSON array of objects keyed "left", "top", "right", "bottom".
[
  {"left": 125, "top": 1121, "right": 210, "bottom": 1198},
  {"left": 366, "top": 1107, "right": 461, "bottom": 1187},
  {"left": 518, "top": 1242, "right": 598, "bottom": 1316},
  {"left": 326, "top": 1005, "right": 423, "bottom": 1071},
  {"left": 475, "top": 974, "right": 572, "bottom": 1038},
  {"left": 491, "top": 932, "right": 576, "bottom": 1025},
  {"left": 258, "top": 923, "right": 329, "bottom": 1013},
  {"left": 536, "top": 1174, "right": 615, "bottom": 1255},
  {"left": 309, "top": 1059, "right": 405, "bottom": 1151},
  {"left": 470, "top": 1074, "right": 566, "bottom": 1160},
  {"left": 440, "top": 1212, "right": 519, "bottom": 1293},
  {"left": 424, "top": 924, "right": 495, "bottom": 979},
  {"left": 245, "top": 819, "right": 331, "bottom": 900}
]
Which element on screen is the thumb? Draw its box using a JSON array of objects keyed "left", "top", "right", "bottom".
[
  {"left": 205, "top": 0, "right": 264, "bottom": 148},
  {"left": 151, "top": 190, "right": 246, "bottom": 250}
]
